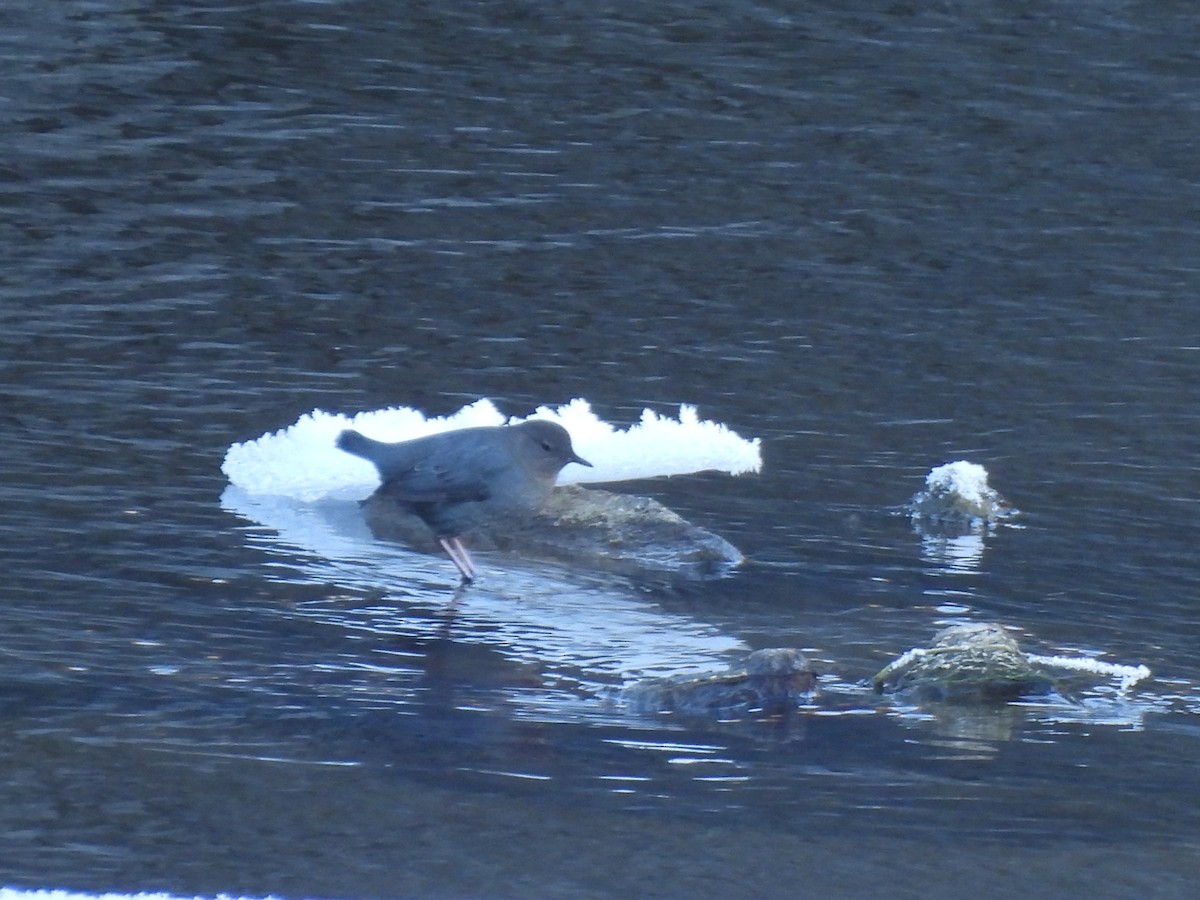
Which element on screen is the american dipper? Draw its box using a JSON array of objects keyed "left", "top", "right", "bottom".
[{"left": 336, "top": 420, "right": 592, "bottom": 581}]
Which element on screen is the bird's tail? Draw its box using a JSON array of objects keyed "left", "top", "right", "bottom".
[
  {"left": 336, "top": 429, "right": 382, "bottom": 462},
  {"left": 336, "top": 428, "right": 420, "bottom": 481}
]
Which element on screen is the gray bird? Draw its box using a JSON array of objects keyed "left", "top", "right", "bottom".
[{"left": 336, "top": 419, "right": 592, "bottom": 581}]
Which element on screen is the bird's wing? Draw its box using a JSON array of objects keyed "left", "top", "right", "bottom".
[{"left": 376, "top": 456, "right": 499, "bottom": 505}]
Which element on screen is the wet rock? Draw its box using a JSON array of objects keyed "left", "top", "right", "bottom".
[
  {"left": 361, "top": 483, "right": 743, "bottom": 580},
  {"left": 873, "top": 623, "right": 1055, "bottom": 703},
  {"left": 907, "top": 461, "right": 1014, "bottom": 533},
  {"left": 619, "top": 648, "right": 817, "bottom": 716}
]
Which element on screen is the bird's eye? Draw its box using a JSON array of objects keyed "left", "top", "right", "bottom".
[{"left": 540, "top": 441, "right": 553, "bottom": 452}]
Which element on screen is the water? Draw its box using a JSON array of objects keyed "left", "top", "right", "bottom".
[{"left": 3, "top": 1, "right": 1199, "bottom": 897}]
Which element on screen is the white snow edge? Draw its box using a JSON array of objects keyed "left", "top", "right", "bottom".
[{"left": 221, "top": 398, "right": 762, "bottom": 502}]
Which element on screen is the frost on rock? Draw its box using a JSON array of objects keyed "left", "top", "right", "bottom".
[
  {"left": 907, "top": 460, "right": 1015, "bottom": 532},
  {"left": 874, "top": 623, "right": 1151, "bottom": 704},
  {"left": 874, "top": 623, "right": 1055, "bottom": 702}
]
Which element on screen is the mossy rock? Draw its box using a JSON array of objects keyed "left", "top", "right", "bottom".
[
  {"left": 874, "top": 624, "right": 1055, "bottom": 703},
  {"left": 620, "top": 648, "right": 817, "bottom": 716},
  {"left": 361, "top": 483, "right": 743, "bottom": 581}
]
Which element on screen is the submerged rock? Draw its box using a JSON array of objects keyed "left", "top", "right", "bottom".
[
  {"left": 361, "top": 483, "right": 743, "bottom": 581},
  {"left": 619, "top": 648, "right": 817, "bottom": 716},
  {"left": 873, "top": 623, "right": 1055, "bottom": 703}
]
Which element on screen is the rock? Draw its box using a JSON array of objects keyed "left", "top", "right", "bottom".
[
  {"left": 907, "top": 461, "right": 1014, "bottom": 533},
  {"left": 619, "top": 648, "right": 817, "bottom": 716},
  {"left": 873, "top": 623, "right": 1055, "bottom": 703},
  {"left": 361, "top": 483, "right": 743, "bottom": 581}
]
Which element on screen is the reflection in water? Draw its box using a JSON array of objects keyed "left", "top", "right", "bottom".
[
  {"left": 918, "top": 531, "right": 987, "bottom": 572},
  {"left": 221, "top": 485, "right": 748, "bottom": 688},
  {"left": 221, "top": 482, "right": 1164, "bottom": 751}
]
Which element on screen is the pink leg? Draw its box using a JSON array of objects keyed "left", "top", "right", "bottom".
[{"left": 439, "top": 536, "right": 477, "bottom": 582}]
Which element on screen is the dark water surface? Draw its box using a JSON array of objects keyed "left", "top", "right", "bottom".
[{"left": 3, "top": 1, "right": 1199, "bottom": 897}]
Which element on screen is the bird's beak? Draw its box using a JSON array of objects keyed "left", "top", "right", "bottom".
[{"left": 571, "top": 452, "right": 593, "bottom": 468}]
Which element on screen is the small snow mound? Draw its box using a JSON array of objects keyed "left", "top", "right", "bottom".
[{"left": 908, "top": 460, "right": 1014, "bottom": 529}]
